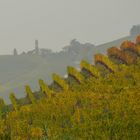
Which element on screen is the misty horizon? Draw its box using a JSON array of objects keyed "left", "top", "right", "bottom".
[{"left": 0, "top": 0, "right": 139, "bottom": 54}]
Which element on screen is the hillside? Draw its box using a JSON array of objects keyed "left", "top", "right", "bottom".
[
  {"left": 0, "top": 35, "right": 140, "bottom": 139},
  {"left": 0, "top": 34, "right": 138, "bottom": 104},
  {"left": 96, "top": 35, "right": 137, "bottom": 54},
  {"left": 0, "top": 54, "right": 77, "bottom": 103}
]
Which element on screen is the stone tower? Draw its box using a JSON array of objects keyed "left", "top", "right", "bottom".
[{"left": 35, "top": 40, "right": 39, "bottom": 55}]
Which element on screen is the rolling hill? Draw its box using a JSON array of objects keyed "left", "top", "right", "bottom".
[
  {"left": 0, "top": 35, "right": 140, "bottom": 139},
  {"left": 0, "top": 34, "right": 138, "bottom": 103}
]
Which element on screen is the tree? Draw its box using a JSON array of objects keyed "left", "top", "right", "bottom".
[
  {"left": 13, "top": 48, "right": 18, "bottom": 56},
  {"left": 21, "top": 51, "right": 26, "bottom": 55},
  {"left": 130, "top": 25, "right": 140, "bottom": 36},
  {"left": 40, "top": 48, "right": 52, "bottom": 57}
]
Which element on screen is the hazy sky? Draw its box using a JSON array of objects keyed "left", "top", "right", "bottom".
[{"left": 0, "top": 0, "right": 139, "bottom": 54}]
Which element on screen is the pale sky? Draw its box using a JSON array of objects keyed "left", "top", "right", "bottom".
[{"left": 0, "top": 0, "right": 139, "bottom": 54}]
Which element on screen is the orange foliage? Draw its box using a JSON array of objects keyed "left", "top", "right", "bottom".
[
  {"left": 136, "top": 35, "right": 140, "bottom": 44},
  {"left": 107, "top": 47, "right": 136, "bottom": 64},
  {"left": 120, "top": 41, "right": 135, "bottom": 49},
  {"left": 94, "top": 54, "right": 102, "bottom": 62},
  {"left": 120, "top": 40, "right": 140, "bottom": 56}
]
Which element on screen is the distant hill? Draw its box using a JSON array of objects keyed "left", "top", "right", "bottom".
[
  {"left": 95, "top": 35, "right": 137, "bottom": 54},
  {"left": 0, "top": 55, "right": 77, "bottom": 103},
  {"left": 92, "top": 25, "right": 140, "bottom": 55}
]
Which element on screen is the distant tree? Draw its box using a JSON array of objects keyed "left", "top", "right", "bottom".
[
  {"left": 21, "top": 51, "right": 26, "bottom": 55},
  {"left": 62, "top": 39, "right": 95, "bottom": 62},
  {"left": 13, "top": 48, "right": 18, "bottom": 56},
  {"left": 130, "top": 25, "right": 140, "bottom": 36},
  {"left": 27, "top": 50, "right": 34, "bottom": 55},
  {"left": 70, "top": 39, "right": 81, "bottom": 46},
  {"left": 40, "top": 48, "right": 52, "bottom": 57}
]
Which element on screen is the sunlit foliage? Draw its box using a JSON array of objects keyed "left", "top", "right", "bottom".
[
  {"left": 80, "top": 60, "right": 100, "bottom": 78},
  {"left": 52, "top": 73, "right": 69, "bottom": 91},
  {"left": 94, "top": 53, "right": 117, "bottom": 72},
  {"left": 0, "top": 63, "right": 140, "bottom": 139},
  {"left": 67, "top": 66, "right": 84, "bottom": 83},
  {"left": 38, "top": 79, "right": 52, "bottom": 98}
]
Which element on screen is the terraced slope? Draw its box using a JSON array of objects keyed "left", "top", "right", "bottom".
[
  {"left": 0, "top": 36, "right": 140, "bottom": 140},
  {"left": 0, "top": 35, "right": 139, "bottom": 111},
  {"left": 0, "top": 54, "right": 76, "bottom": 103},
  {"left": 0, "top": 34, "right": 138, "bottom": 104}
]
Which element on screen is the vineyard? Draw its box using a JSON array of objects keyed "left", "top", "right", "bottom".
[{"left": 0, "top": 36, "right": 140, "bottom": 139}]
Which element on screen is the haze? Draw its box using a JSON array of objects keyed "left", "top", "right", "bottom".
[{"left": 0, "top": 0, "right": 139, "bottom": 54}]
